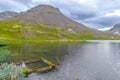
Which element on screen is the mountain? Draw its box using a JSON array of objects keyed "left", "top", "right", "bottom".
[
  {"left": 0, "top": 11, "right": 17, "bottom": 20},
  {"left": 0, "top": 5, "right": 119, "bottom": 40},
  {"left": 108, "top": 23, "right": 120, "bottom": 35}
]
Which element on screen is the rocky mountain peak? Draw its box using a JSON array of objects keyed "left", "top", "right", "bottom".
[{"left": 27, "top": 5, "right": 61, "bottom": 15}]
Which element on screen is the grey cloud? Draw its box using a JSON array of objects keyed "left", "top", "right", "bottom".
[
  {"left": 11, "top": 0, "right": 35, "bottom": 7},
  {"left": 0, "top": 0, "right": 28, "bottom": 12},
  {"left": 70, "top": 9, "right": 97, "bottom": 20},
  {"left": 83, "top": 16, "right": 120, "bottom": 28},
  {"left": 97, "top": 0, "right": 120, "bottom": 11}
]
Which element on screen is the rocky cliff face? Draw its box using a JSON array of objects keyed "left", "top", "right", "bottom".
[
  {"left": 108, "top": 23, "right": 120, "bottom": 35},
  {"left": 0, "top": 11, "right": 17, "bottom": 20}
]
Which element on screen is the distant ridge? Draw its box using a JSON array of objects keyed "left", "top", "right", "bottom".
[{"left": 0, "top": 11, "right": 17, "bottom": 20}]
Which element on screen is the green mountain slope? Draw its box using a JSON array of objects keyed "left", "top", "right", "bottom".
[{"left": 0, "top": 5, "right": 119, "bottom": 42}]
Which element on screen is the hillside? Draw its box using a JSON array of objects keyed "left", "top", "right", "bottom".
[{"left": 0, "top": 5, "right": 120, "bottom": 41}]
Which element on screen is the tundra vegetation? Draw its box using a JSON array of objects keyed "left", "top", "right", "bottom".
[
  {"left": 0, "top": 49, "right": 25, "bottom": 80},
  {"left": 0, "top": 19, "right": 119, "bottom": 44}
]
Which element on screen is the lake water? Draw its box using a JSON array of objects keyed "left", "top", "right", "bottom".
[{"left": 1, "top": 40, "right": 120, "bottom": 80}]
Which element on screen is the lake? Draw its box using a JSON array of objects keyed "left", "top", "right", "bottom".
[{"left": 1, "top": 40, "right": 120, "bottom": 80}]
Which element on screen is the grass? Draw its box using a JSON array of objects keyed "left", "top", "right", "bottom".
[
  {"left": 0, "top": 40, "right": 10, "bottom": 46},
  {"left": 0, "top": 19, "right": 120, "bottom": 44},
  {"left": 0, "top": 49, "right": 25, "bottom": 80},
  {"left": 76, "top": 78, "right": 80, "bottom": 80}
]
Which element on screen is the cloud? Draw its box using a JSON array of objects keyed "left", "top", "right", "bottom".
[
  {"left": 105, "top": 10, "right": 120, "bottom": 17},
  {"left": 98, "top": 27, "right": 112, "bottom": 31},
  {"left": 82, "top": 13, "right": 120, "bottom": 29},
  {"left": 12, "top": 0, "right": 33, "bottom": 7},
  {"left": 0, "top": 0, "right": 29, "bottom": 12},
  {"left": 69, "top": 9, "right": 98, "bottom": 20},
  {"left": 0, "top": 0, "right": 120, "bottom": 29}
]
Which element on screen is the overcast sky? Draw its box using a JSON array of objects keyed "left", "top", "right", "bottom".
[{"left": 0, "top": 0, "right": 120, "bottom": 30}]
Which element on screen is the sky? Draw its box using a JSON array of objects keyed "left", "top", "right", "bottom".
[{"left": 0, "top": 0, "right": 120, "bottom": 30}]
